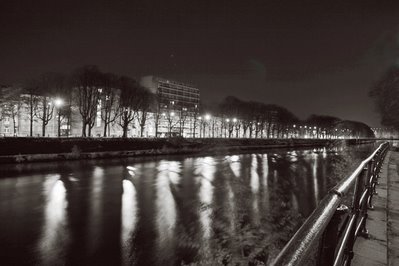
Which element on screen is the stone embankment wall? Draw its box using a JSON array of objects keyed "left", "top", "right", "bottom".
[{"left": 0, "top": 137, "right": 375, "bottom": 163}]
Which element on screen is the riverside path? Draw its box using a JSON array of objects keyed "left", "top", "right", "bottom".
[{"left": 353, "top": 149, "right": 399, "bottom": 265}]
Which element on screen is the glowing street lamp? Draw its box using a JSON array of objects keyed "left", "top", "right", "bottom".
[
  {"left": 233, "top": 118, "right": 237, "bottom": 123},
  {"left": 54, "top": 98, "right": 64, "bottom": 137},
  {"left": 205, "top": 114, "right": 211, "bottom": 120},
  {"left": 54, "top": 98, "right": 64, "bottom": 108}
]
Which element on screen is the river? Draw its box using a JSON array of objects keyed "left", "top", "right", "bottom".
[{"left": 0, "top": 143, "right": 376, "bottom": 265}]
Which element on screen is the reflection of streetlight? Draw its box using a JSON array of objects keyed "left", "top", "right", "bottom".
[{"left": 54, "top": 98, "right": 64, "bottom": 137}]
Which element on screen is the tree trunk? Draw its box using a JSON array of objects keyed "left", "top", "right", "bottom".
[
  {"left": 103, "top": 122, "right": 108, "bottom": 137},
  {"left": 42, "top": 122, "right": 46, "bottom": 137},
  {"left": 155, "top": 114, "right": 159, "bottom": 137},
  {"left": 140, "top": 125, "right": 144, "bottom": 137},
  {"left": 193, "top": 120, "right": 196, "bottom": 138},
  {"left": 42, "top": 103, "right": 47, "bottom": 137},
  {"left": 30, "top": 96, "right": 33, "bottom": 137},
  {"left": 82, "top": 122, "right": 86, "bottom": 137},
  {"left": 122, "top": 123, "right": 128, "bottom": 138}
]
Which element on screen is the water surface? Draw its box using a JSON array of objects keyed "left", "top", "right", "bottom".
[{"left": 0, "top": 144, "right": 375, "bottom": 265}]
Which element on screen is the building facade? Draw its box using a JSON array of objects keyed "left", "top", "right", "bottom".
[
  {"left": 140, "top": 76, "right": 200, "bottom": 137},
  {"left": 0, "top": 77, "right": 201, "bottom": 138}
]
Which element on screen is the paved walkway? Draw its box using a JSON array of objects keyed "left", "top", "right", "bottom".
[{"left": 353, "top": 151, "right": 399, "bottom": 265}]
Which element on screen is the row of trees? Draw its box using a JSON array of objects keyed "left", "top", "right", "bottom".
[
  {"left": 0, "top": 64, "right": 376, "bottom": 138},
  {"left": 200, "top": 96, "right": 374, "bottom": 139},
  {"left": 0, "top": 66, "right": 155, "bottom": 138}
]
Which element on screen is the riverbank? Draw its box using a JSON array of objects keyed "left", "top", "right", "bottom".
[{"left": 0, "top": 137, "right": 375, "bottom": 164}]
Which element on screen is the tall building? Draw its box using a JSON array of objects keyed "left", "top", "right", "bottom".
[
  {"left": 140, "top": 76, "right": 200, "bottom": 109},
  {"left": 140, "top": 76, "right": 200, "bottom": 137}
]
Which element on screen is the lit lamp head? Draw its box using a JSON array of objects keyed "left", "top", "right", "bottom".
[
  {"left": 205, "top": 114, "right": 211, "bottom": 120},
  {"left": 54, "top": 98, "right": 64, "bottom": 107},
  {"left": 233, "top": 118, "right": 237, "bottom": 123},
  {"left": 226, "top": 118, "right": 230, "bottom": 122}
]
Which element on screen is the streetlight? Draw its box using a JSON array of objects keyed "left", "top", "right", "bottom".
[{"left": 54, "top": 98, "right": 63, "bottom": 137}]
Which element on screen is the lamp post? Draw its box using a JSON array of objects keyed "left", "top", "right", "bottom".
[{"left": 54, "top": 98, "right": 63, "bottom": 137}]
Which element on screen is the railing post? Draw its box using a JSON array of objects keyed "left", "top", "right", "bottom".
[
  {"left": 368, "top": 158, "right": 377, "bottom": 209},
  {"left": 345, "top": 166, "right": 367, "bottom": 265},
  {"left": 359, "top": 162, "right": 372, "bottom": 238},
  {"left": 318, "top": 205, "right": 349, "bottom": 266}
]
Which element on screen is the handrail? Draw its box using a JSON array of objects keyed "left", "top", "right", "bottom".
[{"left": 271, "top": 142, "right": 389, "bottom": 266}]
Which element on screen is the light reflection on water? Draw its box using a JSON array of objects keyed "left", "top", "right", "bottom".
[
  {"left": 0, "top": 144, "right": 376, "bottom": 265},
  {"left": 38, "top": 175, "right": 68, "bottom": 265},
  {"left": 121, "top": 179, "right": 137, "bottom": 266}
]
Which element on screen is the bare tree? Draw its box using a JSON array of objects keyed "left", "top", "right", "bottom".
[
  {"left": 21, "top": 82, "right": 39, "bottom": 136},
  {"left": 33, "top": 73, "right": 63, "bottom": 136},
  {"left": 369, "top": 66, "right": 399, "bottom": 130},
  {"left": 136, "top": 88, "right": 155, "bottom": 137},
  {"left": 100, "top": 73, "right": 119, "bottom": 137},
  {"left": 116, "top": 76, "right": 141, "bottom": 138},
  {"left": 73, "top": 66, "right": 102, "bottom": 137},
  {"left": 161, "top": 101, "right": 180, "bottom": 136},
  {"left": 1, "top": 86, "right": 22, "bottom": 135},
  {"left": 178, "top": 106, "right": 189, "bottom": 136}
]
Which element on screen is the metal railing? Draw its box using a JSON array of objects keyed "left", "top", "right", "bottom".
[{"left": 271, "top": 142, "right": 389, "bottom": 266}]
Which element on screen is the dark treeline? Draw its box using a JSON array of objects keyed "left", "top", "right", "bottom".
[
  {"left": 0, "top": 65, "right": 375, "bottom": 138},
  {"left": 201, "top": 96, "right": 374, "bottom": 139}
]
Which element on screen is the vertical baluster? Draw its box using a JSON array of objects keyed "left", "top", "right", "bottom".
[
  {"left": 345, "top": 167, "right": 367, "bottom": 265},
  {"left": 318, "top": 205, "right": 349, "bottom": 266}
]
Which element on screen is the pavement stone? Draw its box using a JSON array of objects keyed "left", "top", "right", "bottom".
[{"left": 352, "top": 151, "right": 390, "bottom": 266}]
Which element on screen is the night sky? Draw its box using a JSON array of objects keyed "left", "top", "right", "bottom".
[{"left": 1, "top": 0, "right": 399, "bottom": 126}]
